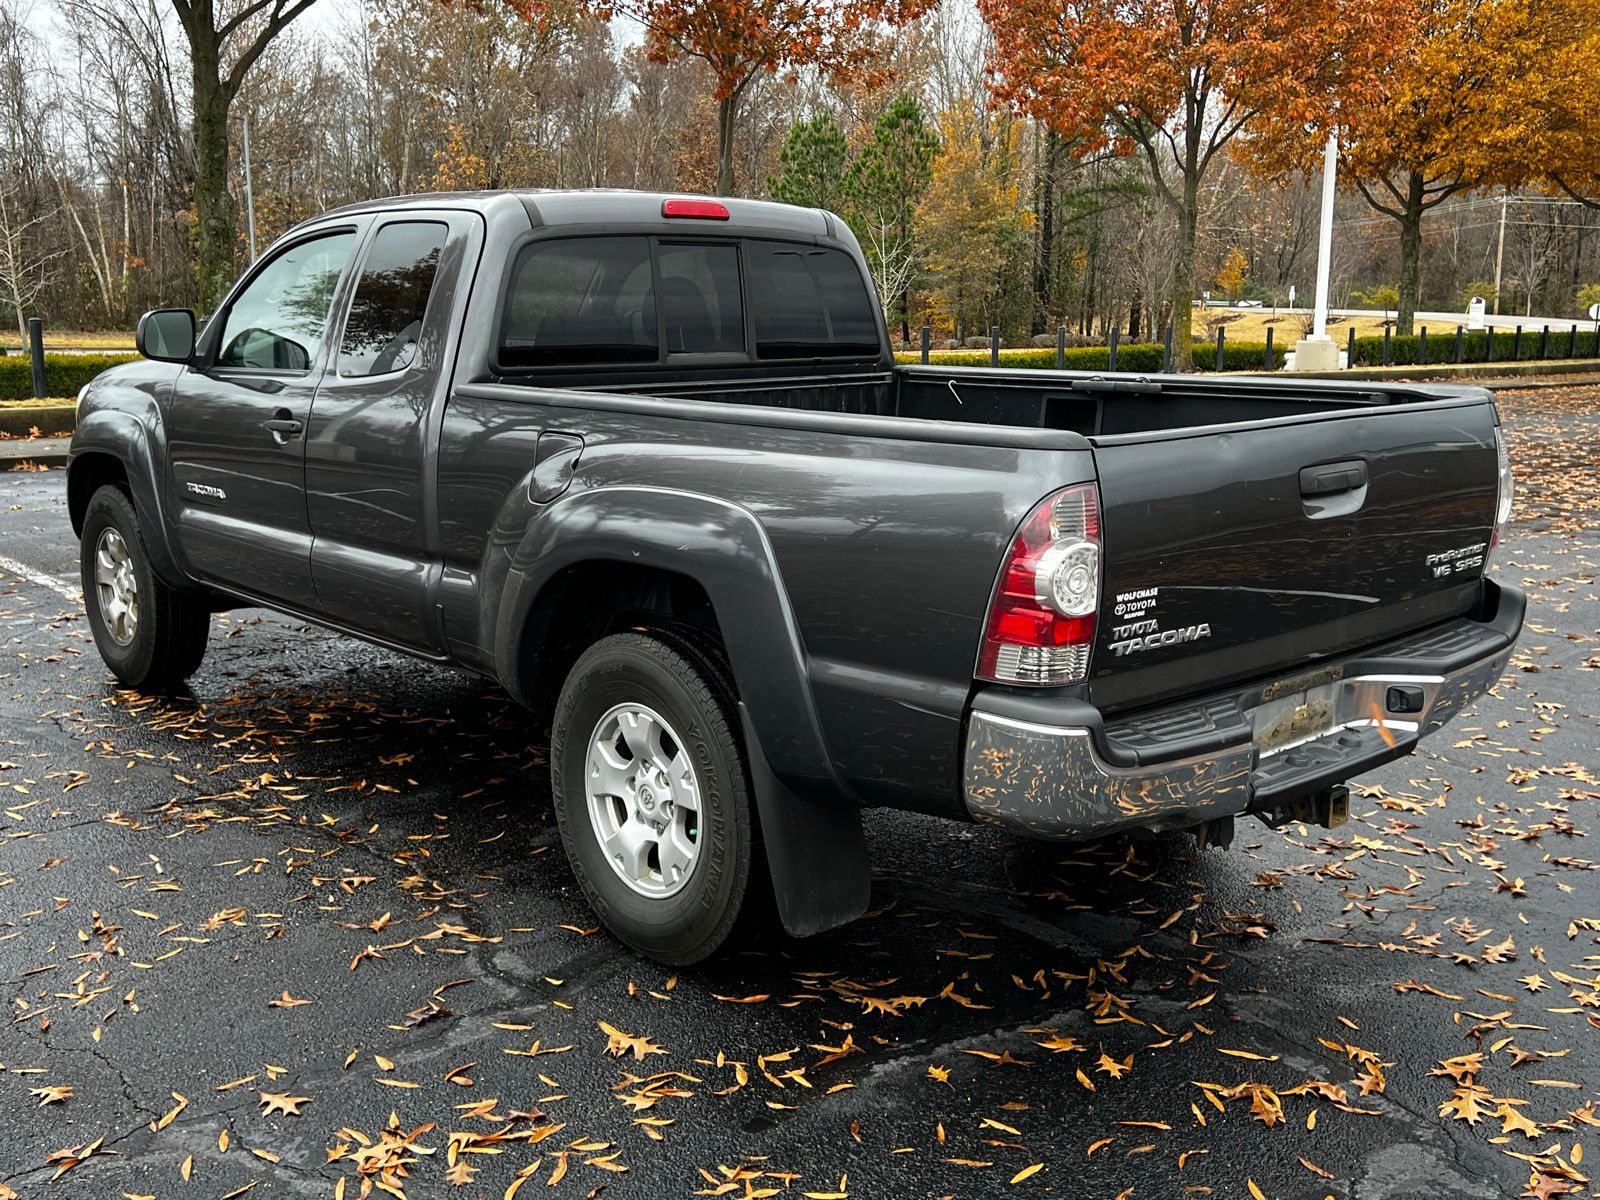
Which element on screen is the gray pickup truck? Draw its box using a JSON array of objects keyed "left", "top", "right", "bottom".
[{"left": 69, "top": 190, "right": 1522, "bottom": 963}]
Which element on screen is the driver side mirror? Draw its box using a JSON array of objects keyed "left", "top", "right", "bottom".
[{"left": 135, "top": 308, "right": 196, "bottom": 363}]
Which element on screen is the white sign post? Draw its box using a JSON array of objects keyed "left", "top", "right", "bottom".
[{"left": 1468, "top": 297, "right": 1486, "bottom": 331}]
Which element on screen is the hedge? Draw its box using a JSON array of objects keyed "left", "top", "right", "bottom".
[
  {"left": 0, "top": 353, "right": 138, "bottom": 401},
  {"left": 1347, "top": 327, "right": 1599, "bottom": 367},
  {"left": 898, "top": 328, "right": 1600, "bottom": 373},
  {"left": 896, "top": 341, "right": 1287, "bottom": 372}
]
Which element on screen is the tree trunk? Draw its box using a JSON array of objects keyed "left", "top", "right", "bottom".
[
  {"left": 1395, "top": 171, "right": 1425, "bottom": 337},
  {"left": 1033, "top": 128, "right": 1057, "bottom": 333},
  {"left": 190, "top": 24, "right": 236, "bottom": 313},
  {"left": 715, "top": 93, "right": 737, "bottom": 195},
  {"left": 1170, "top": 188, "right": 1199, "bottom": 370}
]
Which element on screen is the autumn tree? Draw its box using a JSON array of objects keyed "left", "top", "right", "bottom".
[
  {"left": 768, "top": 114, "right": 851, "bottom": 211},
  {"left": 1264, "top": 0, "right": 1565, "bottom": 333},
  {"left": 1513, "top": 0, "right": 1600, "bottom": 209},
  {"left": 1214, "top": 246, "right": 1248, "bottom": 301},
  {"left": 917, "top": 114, "right": 1033, "bottom": 341},
  {"left": 848, "top": 93, "right": 938, "bottom": 341},
  {"left": 600, "top": 0, "right": 936, "bottom": 194},
  {"left": 978, "top": 0, "right": 1391, "bottom": 359}
]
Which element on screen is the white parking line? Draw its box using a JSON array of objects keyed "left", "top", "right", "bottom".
[{"left": 0, "top": 555, "right": 82, "bottom": 603}]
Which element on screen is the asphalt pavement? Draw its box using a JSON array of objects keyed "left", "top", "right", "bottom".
[{"left": 0, "top": 387, "right": 1595, "bottom": 1199}]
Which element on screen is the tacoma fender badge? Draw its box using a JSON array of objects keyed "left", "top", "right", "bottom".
[{"left": 186, "top": 481, "right": 227, "bottom": 501}]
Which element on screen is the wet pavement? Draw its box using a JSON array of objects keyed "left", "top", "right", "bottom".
[{"left": 0, "top": 386, "right": 1595, "bottom": 1199}]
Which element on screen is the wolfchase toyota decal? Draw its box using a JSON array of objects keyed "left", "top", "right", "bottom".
[{"left": 1107, "top": 586, "right": 1213, "bottom": 657}]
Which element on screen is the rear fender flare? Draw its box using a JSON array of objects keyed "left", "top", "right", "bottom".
[
  {"left": 492, "top": 485, "right": 871, "bottom": 937},
  {"left": 495, "top": 485, "right": 836, "bottom": 796}
]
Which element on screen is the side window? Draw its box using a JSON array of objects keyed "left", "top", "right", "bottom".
[
  {"left": 745, "top": 241, "right": 880, "bottom": 359},
  {"left": 217, "top": 231, "right": 356, "bottom": 371},
  {"left": 657, "top": 243, "right": 743, "bottom": 355},
  {"left": 338, "top": 221, "right": 449, "bottom": 377},
  {"left": 499, "top": 237, "right": 657, "bottom": 368}
]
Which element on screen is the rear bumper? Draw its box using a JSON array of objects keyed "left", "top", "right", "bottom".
[{"left": 962, "top": 580, "right": 1524, "bottom": 841}]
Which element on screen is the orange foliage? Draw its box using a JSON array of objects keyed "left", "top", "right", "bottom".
[{"left": 978, "top": 0, "right": 1392, "bottom": 164}]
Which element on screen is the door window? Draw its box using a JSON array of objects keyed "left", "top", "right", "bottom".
[
  {"left": 338, "top": 221, "right": 450, "bottom": 376},
  {"left": 217, "top": 231, "right": 356, "bottom": 371}
]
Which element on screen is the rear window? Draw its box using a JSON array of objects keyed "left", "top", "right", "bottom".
[
  {"left": 500, "top": 237, "right": 657, "bottom": 368},
  {"left": 745, "top": 241, "right": 880, "bottom": 359},
  {"left": 658, "top": 243, "right": 744, "bottom": 354},
  {"left": 496, "top": 235, "right": 879, "bottom": 369}
]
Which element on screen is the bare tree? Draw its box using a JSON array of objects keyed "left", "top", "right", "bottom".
[
  {"left": 171, "top": 0, "right": 321, "bottom": 309},
  {"left": 0, "top": 175, "right": 63, "bottom": 342}
]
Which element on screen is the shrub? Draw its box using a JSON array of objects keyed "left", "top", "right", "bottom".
[
  {"left": 899, "top": 328, "right": 1596, "bottom": 373},
  {"left": 895, "top": 341, "right": 1284, "bottom": 372},
  {"left": 0, "top": 353, "right": 138, "bottom": 402},
  {"left": 1346, "top": 327, "right": 1598, "bottom": 367}
]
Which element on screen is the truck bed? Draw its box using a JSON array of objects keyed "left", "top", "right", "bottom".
[
  {"left": 595, "top": 364, "right": 1485, "bottom": 439},
  {"left": 583, "top": 362, "right": 1502, "bottom": 716}
]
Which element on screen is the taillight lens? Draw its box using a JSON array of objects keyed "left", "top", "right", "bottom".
[
  {"left": 977, "top": 484, "right": 1101, "bottom": 685},
  {"left": 1486, "top": 425, "right": 1513, "bottom": 569}
]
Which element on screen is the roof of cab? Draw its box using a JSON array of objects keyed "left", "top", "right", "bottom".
[{"left": 311, "top": 188, "right": 834, "bottom": 238}]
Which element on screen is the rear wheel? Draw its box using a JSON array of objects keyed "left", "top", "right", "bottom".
[
  {"left": 80, "top": 485, "right": 210, "bottom": 690},
  {"left": 550, "top": 631, "right": 759, "bottom": 964}
]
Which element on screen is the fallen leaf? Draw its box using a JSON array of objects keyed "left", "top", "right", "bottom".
[{"left": 257, "top": 1090, "right": 311, "bottom": 1116}]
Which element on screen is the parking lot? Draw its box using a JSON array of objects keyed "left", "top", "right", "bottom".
[{"left": 0, "top": 384, "right": 1595, "bottom": 1200}]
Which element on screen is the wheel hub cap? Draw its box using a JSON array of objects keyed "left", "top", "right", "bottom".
[
  {"left": 94, "top": 528, "right": 139, "bottom": 647},
  {"left": 584, "top": 703, "right": 702, "bottom": 898}
]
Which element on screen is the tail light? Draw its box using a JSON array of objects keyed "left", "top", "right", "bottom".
[
  {"left": 977, "top": 484, "right": 1101, "bottom": 685},
  {"left": 1486, "top": 425, "right": 1513, "bottom": 569}
]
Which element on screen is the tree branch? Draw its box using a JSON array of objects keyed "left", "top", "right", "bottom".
[
  {"left": 1553, "top": 175, "right": 1600, "bottom": 211},
  {"left": 1354, "top": 178, "right": 1405, "bottom": 220},
  {"left": 224, "top": 0, "right": 320, "bottom": 96}
]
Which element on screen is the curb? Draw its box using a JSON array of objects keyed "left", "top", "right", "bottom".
[
  {"left": 0, "top": 404, "right": 76, "bottom": 438},
  {"left": 0, "top": 438, "right": 69, "bottom": 470}
]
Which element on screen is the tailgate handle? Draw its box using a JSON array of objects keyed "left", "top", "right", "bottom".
[{"left": 1299, "top": 460, "right": 1368, "bottom": 497}]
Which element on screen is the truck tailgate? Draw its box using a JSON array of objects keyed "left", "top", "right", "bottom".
[{"left": 1088, "top": 399, "right": 1500, "bottom": 713}]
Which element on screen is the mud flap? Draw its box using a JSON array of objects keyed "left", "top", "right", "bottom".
[{"left": 739, "top": 704, "right": 871, "bottom": 937}]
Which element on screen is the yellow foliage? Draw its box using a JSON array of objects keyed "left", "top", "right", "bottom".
[
  {"left": 1215, "top": 247, "right": 1249, "bottom": 298},
  {"left": 915, "top": 115, "right": 1032, "bottom": 338},
  {"left": 430, "top": 122, "right": 490, "bottom": 192}
]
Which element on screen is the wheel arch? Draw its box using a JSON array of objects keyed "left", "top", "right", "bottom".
[
  {"left": 495, "top": 486, "right": 872, "bottom": 938},
  {"left": 68, "top": 411, "right": 191, "bottom": 591}
]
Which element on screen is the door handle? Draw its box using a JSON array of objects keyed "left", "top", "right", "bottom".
[
  {"left": 263, "top": 408, "right": 303, "bottom": 444},
  {"left": 1299, "top": 460, "right": 1368, "bottom": 497}
]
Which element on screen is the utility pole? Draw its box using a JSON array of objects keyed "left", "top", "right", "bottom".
[
  {"left": 241, "top": 112, "right": 257, "bottom": 262},
  {"left": 1292, "top": 129, "right": 1342, "bottom": 371},
  {"left": 1492, "top": 192, "right": 1507, "bottom": 316}
]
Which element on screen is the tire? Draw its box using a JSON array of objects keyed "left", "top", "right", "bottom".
[
  {"left": 550, "top": 631, "right": 761, "bottom": 964},
  {"left": 80, "top": 485, "right": 210, "bottom": 691}
]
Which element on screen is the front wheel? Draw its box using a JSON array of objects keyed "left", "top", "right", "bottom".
[
  {"left": 550, "top": 631, "right": 760, "bottom": 964},
  {"left": 80, "top": 485, "right": 210, "bottom": 691}
]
